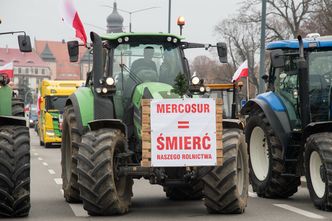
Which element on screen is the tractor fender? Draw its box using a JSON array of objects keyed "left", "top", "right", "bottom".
[
  {"left": 0, "top": 116, "right": 26, "bottom": 126},
  {"left": 88, "top": 119, "right": 127, "bottom": 136},
  {"left": 65, "top": 87, "right": 95, "bottom": 135},
  {"left": 222, "top": 119, "right": 244, "bottom": 130},
  {"left": 241, "top": 95, "right": 291, "bottom": 152},
  {"left": 303, "top": 121, "right": 332, "bottom": 141},
  {"left": 66, "top": 87, "right": 117, "bottom": 135}
]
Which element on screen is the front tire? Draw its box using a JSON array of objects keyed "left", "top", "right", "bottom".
[
  {"left": 246, "top": 109, "right": 300, "bottom": 198},
  {"left": 0, "top": 126, "right": 30, "bottom": 217},
  {"left": 61, "top": 105, "right": 81, "bottom": 203},
  {"left": 202, "top": 128, "right": 249, "bottom": 214},
  {"left": 305, "top": 133, "right": 332, "bottom": 211},
  {"left": 77, "top": 128, "right": 133, "bottom": 216}
]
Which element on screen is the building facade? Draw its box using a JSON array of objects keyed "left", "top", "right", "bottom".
[{"left": 0, "top": 47, "right": 51, "bottom": 102}]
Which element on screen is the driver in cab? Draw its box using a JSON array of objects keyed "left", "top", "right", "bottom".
[{"left": 130, "top": 46, "right": 158, "bottom": 82}]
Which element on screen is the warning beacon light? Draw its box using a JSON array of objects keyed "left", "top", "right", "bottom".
[{"left": 177, "top": 16, "right": 185, "bottom": 35}]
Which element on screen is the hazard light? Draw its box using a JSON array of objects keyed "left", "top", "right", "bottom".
[{"left": 177, "top": 16, "right": 185, "bottom": 26}]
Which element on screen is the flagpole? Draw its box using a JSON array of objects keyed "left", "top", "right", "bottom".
[{"left": 246, "top": 76, "right": 250, "bottom": 100}]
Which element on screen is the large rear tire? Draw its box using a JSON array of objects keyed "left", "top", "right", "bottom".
[
  {"left": 305, "top": 132, "right": 332, "bottom": 211},
  {"left": 61, "top": 105, "right": 81, "bottom": 203},
  {"left": 0, "top": 126, "right": 30, "bottom": 217},
  {"left": 246, "top": 109, "right": 300, "bottom": 198},
  {"left": 11, "top": 98, "right": 24, "bottom": 117},
  {"left": 202, "top": 128, "right": 249, "bottom": 214},
  {"left": 77, "top": 128, "right": 133, "bottom": 216}
]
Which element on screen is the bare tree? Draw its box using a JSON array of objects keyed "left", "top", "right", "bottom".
[
  {"left": 241, "top": 0, "right": 316, "bottom": 40},
  {"left": 303, "top": 0, "right": 332, "bottom": 35},
  {"left": 190, "top": 56, "right": 233, "bottom": 83},
  {"left": 215, "top": 16, "right": 261, "bottom": 91}
]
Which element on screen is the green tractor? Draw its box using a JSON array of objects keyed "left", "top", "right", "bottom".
[
  {"left": 0, "top": 32, "right": 32, "bottom": 217},
  {"left": 61, "top": 32, "right": 248, "bottom": 215}
]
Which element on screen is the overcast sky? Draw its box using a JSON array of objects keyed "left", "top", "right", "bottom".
[{"left": 0, "top": 0, "right": 243, "bottom": 60}]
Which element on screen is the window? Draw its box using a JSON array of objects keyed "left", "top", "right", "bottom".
[
  {"left": 25, "top": 68, "right": 29, "bottom": 74},
  {"left": 18, "top": 67, "right": 21, "bottom": 73},
  {"left": 35, "top": 68, "right": 38, "bottom": 74},
  {"left": 42, "top": 69, "right": 45, "bottom": 75}
]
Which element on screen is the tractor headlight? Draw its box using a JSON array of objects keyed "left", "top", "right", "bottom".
[
  {"left": 102, "top": 88, "right": 108, "bottom": 93},
  {"left": 191, "top": 76, "right": 200, "bottom": 85},
  {"left": 96, "top": 88, "right": 102, "bottom": 93},
  {"left": 106, "top": 77, "right": 115, "bottom": 86},
  {"left": 199, "top": 86, "right": 205, "bottom": 93}
]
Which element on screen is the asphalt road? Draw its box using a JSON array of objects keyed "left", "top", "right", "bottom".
[{"left": 6, "top": 129, "right": 332, "bottom": 221}]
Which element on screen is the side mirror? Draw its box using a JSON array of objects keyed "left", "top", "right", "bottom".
[
  {"left": 270, "top": 49, "right": 285, "bottom": 68},
  {"left": 18, "top": 35, "right": 32, "bottom": 52},
  {"left": 67, "top": 40, "right": 79, "bottom": 62},
  {"left": 217, "top": 42, "right": 227, "bottom": 63}
]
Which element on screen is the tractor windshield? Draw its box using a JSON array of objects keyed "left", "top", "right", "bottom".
[
  {"left": 273, "top": 49, "right": 332, "bottom": 128},
  {"left": 45, "top": 96, "right": 67, "bottom": 113},
  {"left": 308, "top": 49, "right": 332, "bottom": 122},
  {"left": 113, "top": 43, "right": 184, "bottom": 87}
]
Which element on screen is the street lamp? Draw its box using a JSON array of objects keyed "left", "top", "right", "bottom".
[
  {"left": 101, "top": 5, "right": 160, "bottom": 32},
  {"left": 168, "top": 0, "right": 171, "bottom": 33},
  {"left": 258, "top": 0, "right": 267, "bottom": 94}
]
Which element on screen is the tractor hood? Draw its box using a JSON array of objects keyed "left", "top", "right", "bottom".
[
  {"left": 132, "top": 82, "right": 179, "bottom": 140},
  {"left": 132, "top": 82, "right": 179, "bottom": 109}
]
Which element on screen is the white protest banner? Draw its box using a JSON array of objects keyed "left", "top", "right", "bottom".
[{"left": 150, "top": 98, "right": 217, "bottom": 167}]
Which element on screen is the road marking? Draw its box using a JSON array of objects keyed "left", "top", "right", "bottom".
[
  {"left": 273, "top": 204, "right": 325, "bottom": 219},
  {"left": 69, "top": 204, "right": 89, "bottom": 217},
  {"left": 42, "top": 162, "right": 48, "bottom": 166},
  {"left": 54, "top": 178, "right": 63, "bottom": 185},
  {"left": 34, "top": 153, "right": 39, "bottom": 156},
  {"left": 38, "top": 157, "right": 43, "bottom": 161},
  {"left": 249, "top": 191, "right": 257, "bottom": 198},
  {"left": 48, "top": 169, "right": 56, "bottom": 175}
]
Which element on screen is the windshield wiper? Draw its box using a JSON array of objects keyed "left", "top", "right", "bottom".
[{"left": 119, "top": 63, "right": 143, "bottom": 84}]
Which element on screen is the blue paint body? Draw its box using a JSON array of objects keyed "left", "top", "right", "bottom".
[
  {"left": 267, "top": 36, "right": 332, "bottom": 50},
  {"left": 257, "top": 92, "right": 286, "bottom": 112}
]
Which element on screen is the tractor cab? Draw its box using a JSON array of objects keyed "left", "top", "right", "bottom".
[
  {"left": 67, "top": 32, "right": 228, "bottom": 136},
  {"left": 267, "top": 35, "right": 332, "bottom": 129}
]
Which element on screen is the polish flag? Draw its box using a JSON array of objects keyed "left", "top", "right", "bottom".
[
  {"left": 61, "top": 0, "right": 87, "bottom": 44},
  {"left": 0, "top": 62, "right": 14, "bottom": 79},
  {"left": 232, "top": 60, "right": 248, "bottom": 82},
  {"left": 37, "top": 89, "right": 41, "bottom": 116}
]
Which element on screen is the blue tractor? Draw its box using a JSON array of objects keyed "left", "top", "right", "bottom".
[{"left": 241, "top": 34, "right": 332, "bottom": 211}]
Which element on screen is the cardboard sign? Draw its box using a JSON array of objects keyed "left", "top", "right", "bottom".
[{"left": 150, "top": 98, "right": 217, "bottom": 167}]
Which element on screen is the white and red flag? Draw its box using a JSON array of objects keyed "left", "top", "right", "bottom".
[
  {"left": 60, "top": 0, "right": 87, "bottom": 44},
  {"left": 232, "top": 60, "right": 248, "bottom": 82},
  {"left": 0, "top": 62, "right": 14, "bottom": 79}
]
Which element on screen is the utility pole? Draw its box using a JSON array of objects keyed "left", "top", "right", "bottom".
[
  {"left": 258, "top": 0, "right": 267, "bottom": 94},
  {"left": 168, "top": 0, "right": 171, "bottom": 33}
]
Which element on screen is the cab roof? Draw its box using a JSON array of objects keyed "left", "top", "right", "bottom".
[
  {"left": 100, "top": 32, "right": 185, "bottom": 41},
  {"left": 267, "top": 36, "right": 332, "bottom": 50}
]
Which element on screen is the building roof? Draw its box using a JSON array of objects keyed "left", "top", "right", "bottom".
[
  {"left": 35, "top": 40, "right": 88, "bottom": 80},
  {"left": 106, "top": 2, "right": 124, "bottom": 33},
  {"left": 0, "top": 48, "right": 49, "bottom": 67},
  {"left": 40, "top": 43, "right": 56, "bottom": 61}
]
